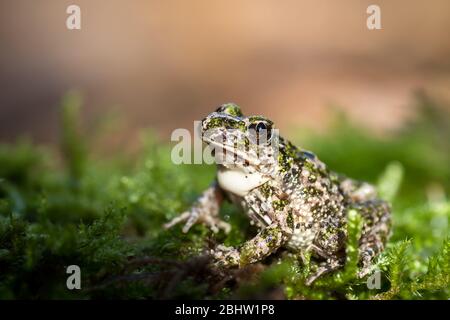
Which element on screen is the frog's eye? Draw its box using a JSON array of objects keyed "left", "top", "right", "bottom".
[
  {"left": 254, "top": 122, "right": 267, "bottom": 132},
  {"left": 215, "top": 103, "right": 243, "bottom": 117},
  {"left": 248, "top": 121, "right": 272, "bottom": 144}
]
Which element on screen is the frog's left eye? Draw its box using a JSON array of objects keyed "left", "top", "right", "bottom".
[{"left": 248, "top": 121, "right": 272, "bottom": 144}]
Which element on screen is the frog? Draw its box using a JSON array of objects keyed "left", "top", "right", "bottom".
[{"left": 165, "top": 103, "right": 391, "bottom": 284}]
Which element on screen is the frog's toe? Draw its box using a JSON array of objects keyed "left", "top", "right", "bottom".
[
  {"left": 357, "top": 268, "right": 372, "bottom": 279},
  {"left": 164, "top": 209, "right": 201, "bottom": 233},
  {"left": 165, "top": 206, "right": 229, "bottom": 234},
  {"left": 164, "top": 211, "right": 190, "bottom": 229},
  {"left": 182, "top": 212, "right": 200, "bottom": 233},
  {"left": 201, "top": 215, "right": 219, "bottom": 233},
  {"left": 201, "top": 215, "right": 231, "bottom": 234},
  {"left": 357, "top": 258, "right": 374, "bottom": 278},
  {"left": 217, "top": 221, "right": 232, "bottom": 234}
]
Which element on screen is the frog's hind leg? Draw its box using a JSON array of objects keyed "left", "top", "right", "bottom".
[
  {"left": 305, "top": 197, "right": 390, "bottom": 285},
  {"left": 352, "top": 200, "right": 391, "bottom": 278},
  {"left": 340, "top": 178, "right": 378, "bottom": 203},
  {"left": 340, "top": 178, "right": 391, "bottom": 277}
]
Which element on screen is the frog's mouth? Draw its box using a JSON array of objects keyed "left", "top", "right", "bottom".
[{"left": 202, "top": 137, "right": 261, "bottom": 168}]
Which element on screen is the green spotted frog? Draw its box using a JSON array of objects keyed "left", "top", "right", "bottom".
[{"left": 165, "top": 103, "right": 391, "bottom": 284}]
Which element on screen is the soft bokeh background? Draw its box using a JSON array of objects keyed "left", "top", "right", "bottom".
[
  {"left": 1, "top": 1, "right": 449, "bottom": 300},
  {"left": 1, "top": 0, "right": 450, "bottom": 144}
]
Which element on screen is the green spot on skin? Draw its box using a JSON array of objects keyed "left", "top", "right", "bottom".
[
  {"left": 277, "top": 153, "right": 292, "bottom": 172},
  {"left": 273, "top": 199, "right": 289, "bottom": 210},
  {"left": 261, "top": 226, "right": 281, "bottom": 249},
  {"left": 284, "top": 141, "right": 298, "bottom": 158},
  {"left": 286, "top": 209, "right": 294, "bottom": 229},
  {"left": 259, "top": 182, "right": 273, "bottom": 198},
  {"left": 206, "top": 117, "right": 246, "bottom": 132},
  {"left": 248, "top": 115, "right": 272, "bottom": 123},
  {"left": 221, "top": 103, "right": 243, "bottom": 117},
  {"left": 206, "top": 117, "right": 225, "bottom": 130}
]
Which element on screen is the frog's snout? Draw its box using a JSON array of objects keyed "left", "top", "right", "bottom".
[{"left": 200, "top": 117, "right": 209, "bottom": 140}]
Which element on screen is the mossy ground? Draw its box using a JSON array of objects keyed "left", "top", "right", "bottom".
[{"left": 0, "top": 92, "right": 448, "bottom": 299}]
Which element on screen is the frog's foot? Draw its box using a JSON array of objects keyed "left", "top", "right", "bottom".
[
  {"left": 305, "top": 258, "right": 343, "bottom": 286},
  {"left": 210, "top": 245, "right": 240, "bottom": 267},
  {"left": 164, "top": 183, "right": 231, "bottom": 234},
  {"left": 357, "top": 259, "right": 373, "bottom": 278},
  {"left": 164, "top": 207, "right": 231, "bottom": 234},
  {"left": 357, "top": 246, "right": 380, "bottom": 278}
]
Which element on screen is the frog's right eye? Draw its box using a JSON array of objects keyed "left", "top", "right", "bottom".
[
  {"left": 249, "top": 121, "right": 267, "bottom": 132},
  {"left": 248, "top": 121, "right": 272, "bottom": 145}
]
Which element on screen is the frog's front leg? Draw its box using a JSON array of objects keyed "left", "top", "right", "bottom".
[
  {"left": 212, "top": 222, "right": 290, "bottom": 267},
  {"left": 164, "top": 183, "right": 231, "bottom": 233}
]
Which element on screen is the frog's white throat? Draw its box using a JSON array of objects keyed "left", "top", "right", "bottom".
[{"left": 217, "top": 165, "right": 269, "bottom": 197}]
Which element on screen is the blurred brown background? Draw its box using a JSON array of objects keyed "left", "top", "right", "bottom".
[{"left": 1, "top": 0, "right": 450, "bottom": 144}]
